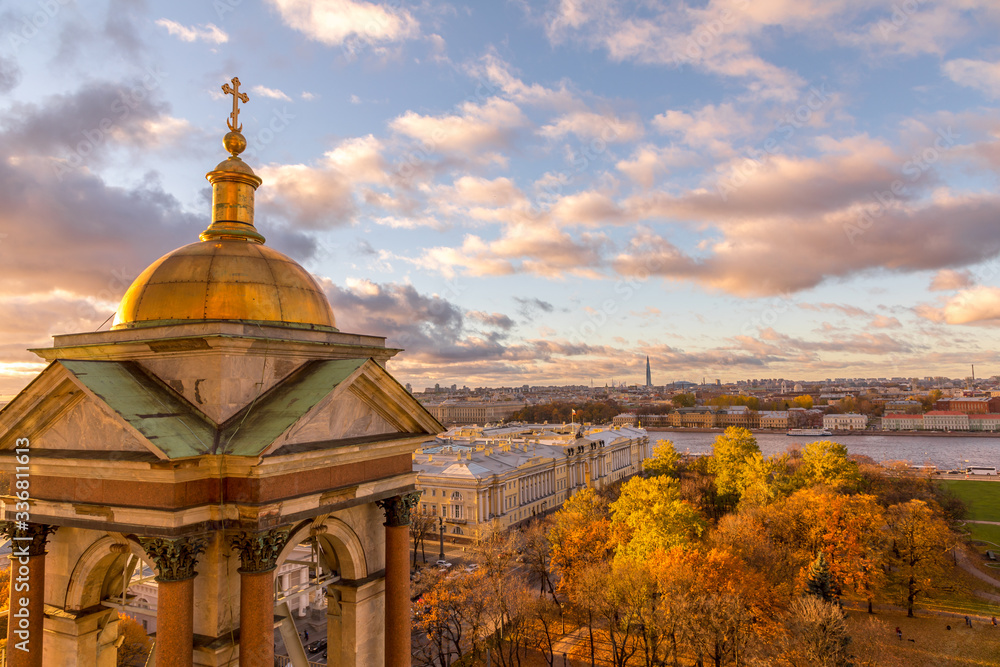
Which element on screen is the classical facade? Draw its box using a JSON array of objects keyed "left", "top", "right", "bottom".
[
  {"left": 822, "top": 413, "right": 867, "bottom": 430},
  {"left": 423, "top": 400, "right": 527, "bottom": 425},
  {"left": 413, "top": 424, "right": 650, "bottom": 538},
  {"left": 0, "top": 80, "right": 440, "bottom": 667}
]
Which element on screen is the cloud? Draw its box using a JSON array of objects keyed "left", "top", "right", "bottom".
[
  {"left": 268, "top": 0, "right": 420, "bottom": 47},
  {"left": 539, "top": 110, "right": 643, "bottom": 143},
  {"left": 325, "top": 279, "right": 512, "bottom": 363},
  {"left": 0, "top": 55, "right": 21, "bottom": 94},
  {"left": 390, "top": 97, "right": 528, "bottom": 157},
  {"left": 514, "top": 297, "right": 555, "bottom": 318},
  {"left": 652, "top": 103, "right": 751, "bottom": 154},
  {"left": 942, "top": 58, "right": 1000, "bottom": 99},
  {"left": 155, "top": 19, "right": 229, "bottom": 44},
  {"left": 930, "top": 268, "right": 974, "bottom": 291},
  {"left": 870, "top": 315, "right": 902, "bottom": 329},
  {"left": 916, "top": 286, "right": 1000, "bottom": 326},
  {"left": 252, "top": 85, "right": 292, "bottom": 102},
  {"left": 257, "top": 135, "right": 388, "bottom": 228},
  {"left": 466, "top": 311, "right": 516, "bottom": 330}
]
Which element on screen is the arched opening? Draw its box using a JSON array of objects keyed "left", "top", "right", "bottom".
[
  {"left": 63, "top": 533, "right": 158, "bottom": 664},
  {"left": 272, "top": 518, "right": 369, "bottom": 665}
]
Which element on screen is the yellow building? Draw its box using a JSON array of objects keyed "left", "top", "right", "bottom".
[{"left": 414, "top": 425, "right": 650, "bottom": 538}]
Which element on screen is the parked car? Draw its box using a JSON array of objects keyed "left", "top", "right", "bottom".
[
  {"left": 436, "top": 560, "right": 452, "bottom": 569},
  {"left": 305, "top": 639, "right": 327, "bottom": 654}
]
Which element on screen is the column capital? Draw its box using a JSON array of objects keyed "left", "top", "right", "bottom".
[
  {"left": 139, "top": 536, "right": 207, "bottom": 582},
  {"left": 2, "top": 522, "right": 57, "bottom": 557},
  {"left": 229, "top": 527, "right": 290, "bottom": 574},
  {"left": 376, "top": 492, "right": 421, "bottom": 528}
]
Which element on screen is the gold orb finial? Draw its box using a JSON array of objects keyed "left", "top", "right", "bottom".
[{"left": 223, "top": 130, "right": 247, "bottom": 156}]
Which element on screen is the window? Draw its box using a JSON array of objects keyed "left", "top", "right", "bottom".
[
  {"left": 421, "top": 503, "right": 427, "bottom": 512},
  {"left": 454, "top": 504, "right": 463, "bottom": 519},
  {"left": 432, "top": 489, "right": 436, "bottom": 496},
  {"left": 432, "top": 504, "right": 437, "bottom": 515},
  {"left": 451, "top": 491, "right": 462, "bottom": 501}
]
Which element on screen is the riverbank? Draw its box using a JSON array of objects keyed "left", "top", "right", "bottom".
[{"left": 644, "top": 427, "right": 1000, "bottom": 438}]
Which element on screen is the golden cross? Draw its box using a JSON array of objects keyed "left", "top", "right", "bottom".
[{"left": 221, "top": 77, "right": 249, "bottom": 132}]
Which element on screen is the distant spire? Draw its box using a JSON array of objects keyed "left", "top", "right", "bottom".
[{"left": 645, "top": 355, "right": 652, "bottom": 387}]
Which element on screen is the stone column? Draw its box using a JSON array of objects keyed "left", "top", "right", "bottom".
[
  {"left": 229, "top": 528, "right": 290, "bottom": 667},
  {"left": 3, "top": 522, "right": 57, "bottom": 667},
  {"left": 376, "top": 493, "right": 420, "bottom": 667},
  {"left": 139, "top": 536, "right": 207, "bottom": 667}
]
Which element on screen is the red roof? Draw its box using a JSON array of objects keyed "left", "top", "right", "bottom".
[
  {"left": 969, "top": 414, "right": 1000, "bottom": 419},
  {"left": 925, "top": 410, "right": 965, "bottom": 416},
  {"left": 884, "top": 414, "right": 922, "bottom": 419}
]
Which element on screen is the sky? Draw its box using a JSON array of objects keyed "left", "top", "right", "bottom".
[{"left": 2, "top": 0, "right": 1000, "bottom": 396}]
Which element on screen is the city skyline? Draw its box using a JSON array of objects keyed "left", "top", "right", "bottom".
[{"left": 3, "top": 0, "right": 1000, "bottom": 398}]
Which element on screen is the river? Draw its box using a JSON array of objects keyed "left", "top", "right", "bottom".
[{"left": 648, "top": 430, "right": 1000, "bottom": 470}]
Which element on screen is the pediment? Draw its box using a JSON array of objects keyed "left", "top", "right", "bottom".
[
  {"left": 247, "top": 359, "right": 443, "bottom": 457},
  {"left": 0, "top": 362, "right": 174, "bottom": 460}
]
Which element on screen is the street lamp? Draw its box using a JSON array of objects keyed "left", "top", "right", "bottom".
[
  {"left": 559, "top": 602, "right": 565, "bottom": 634},
  {"left": 438, "top": 516, "right": 445, "bottom": 561}
]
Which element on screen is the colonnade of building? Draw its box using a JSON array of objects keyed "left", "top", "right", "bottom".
[{"left": 2, "top": 492, "right": 420, "bottom": 667}]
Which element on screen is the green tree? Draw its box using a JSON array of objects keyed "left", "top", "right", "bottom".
[
  {"left": 709, "top": 427, "right": 761, "bottom": 503},
  {"left": 799, "top": 440, "right": 860, "bottom": 490},
  {"left": 610, "top": 476, "right": 705, "bottom": 560},
  {"left": 805, "top": 552, "right": 834, "bottom": 602},
  {"left": 671, "top": 393, "right": 696, "bottom": 408},
  {"left": 644, "top": 439, "right": 680, "bottom": 478}
]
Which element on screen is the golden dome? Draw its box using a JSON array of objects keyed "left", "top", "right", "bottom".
[
  {"left": 113, "top": 81, "right": 337, "bottom": 331},
  {"left": 112, "top": 240, "right": 337, "bottom": 330}
]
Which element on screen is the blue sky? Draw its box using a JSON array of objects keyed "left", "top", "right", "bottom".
[{"left": 2, "top": 0, "right": 1000, "bottom": 395}]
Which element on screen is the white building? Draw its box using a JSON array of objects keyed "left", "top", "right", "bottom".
[
  {"left": 881, "top": 414, "right": 924, "bottom": 430},
  {"left": 823, "top": 413, "right": 867, "bottom": 430},
  {"left": 924, "top": 410, "right": 970, "bottom": 431},
  {"left": 414, "top": 424, "right": 650, "bottom": 538}
]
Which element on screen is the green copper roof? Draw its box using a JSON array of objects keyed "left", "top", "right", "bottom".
[
  {"left": 60, "top": 359, "right": 216, "bottom": 458},
  {"left": 218, "top": 358, "right": 367, "bottom": 455},
  {"left": 59, "top": 358, "right": 370, "bottom": 459}
]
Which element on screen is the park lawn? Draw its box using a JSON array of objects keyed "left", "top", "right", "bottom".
[
  {"left": 848, "top": 610, "right": 1000, "bottom": 667},
  {"left": 965, "top": 522, "right": 1000, "bottom": 547},
  {"left": 938, "top": 479, "right": 1000, "bottom": 522}
]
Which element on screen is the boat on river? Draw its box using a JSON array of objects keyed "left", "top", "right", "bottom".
[{"left": 786, "top": 428, "right": 833, "bottom": 436}]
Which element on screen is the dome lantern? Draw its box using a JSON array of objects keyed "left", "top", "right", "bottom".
[{"left": 112, "top": 77, "right": 337, "bottom": 331}]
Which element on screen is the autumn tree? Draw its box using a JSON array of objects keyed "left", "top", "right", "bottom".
[
  {"left": 548, "top": 488, "right": 612, "bottom": 593},
  {"left": 798, "top": 440, "right": 860, "bottom": 490},
  {"left": 677, "top": 548, "right": 781, "bottom": 667},
  {"left": 411, "top": 508, "right": 438, "bottom": 566},
  {"left": 644, "top": 439, "right": 680, "bottom": 478},
  {"left": 884, "top": 499, "right": 955, "bottom": 616},
  {"left": 805, "top": 552, "right": 833, "bottom": 602},
  {"left": 523, "top": 517, "right": 558, "bottom": 600},
  {"left": 609, "top": 475, "right": 705, "bottom": 560},
  {"left": 708, "top": 427, "right": 761, "bottom": 507},
  {"left": 116, "top": 613, "right": 152, "bottom": 666},
  {"left": 792, "top": 395, "right": 814, "bottom": 409},
  {"left": 776, "top": 597, "right": 852, "bottom": 667}
]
